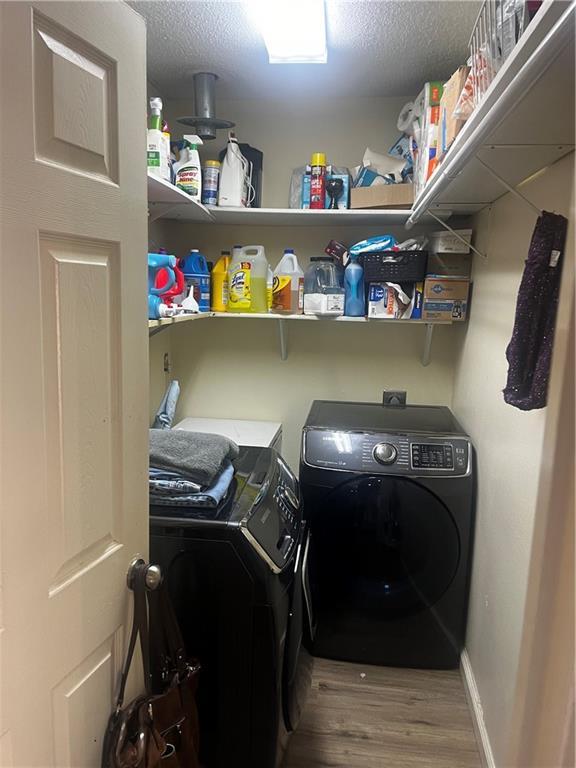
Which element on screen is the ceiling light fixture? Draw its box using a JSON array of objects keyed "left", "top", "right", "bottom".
[{"left": 247, "top": 0, "right": 327, "bottom": 64}]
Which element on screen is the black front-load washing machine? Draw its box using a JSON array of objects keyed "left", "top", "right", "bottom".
[
  {"left": 300, "top": 401, "right": 476, "bottom": 670},
  {"left": 150, "top": 447, "right": 313, "bottom": 768}
]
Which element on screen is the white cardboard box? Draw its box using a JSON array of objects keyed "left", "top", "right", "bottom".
[
  {"left": 174, "top": 417, "right": 282, "bottom": 452},
  {"left": 429, "top": 228, "right": 473, "bottom": 254}
]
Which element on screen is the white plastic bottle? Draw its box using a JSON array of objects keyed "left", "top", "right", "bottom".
[
  {"left": 218, "top": 133, "right": 249, "bottom": 207},
  {"left": 174, "top": 135, "right": 203, "bottom": 201},
  {"left": 272, "top": 249, "right": 305, "bottom": 314},
  {"left": 227, "top": 245, "right": 269, "bottom": 313},
  {"left": 148, "top": 97, "right": 167, "bottom": 180}
]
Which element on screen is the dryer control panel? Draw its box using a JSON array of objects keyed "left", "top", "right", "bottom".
[{"left": 303, "top": 428, "right": 471, "bottom": 477}]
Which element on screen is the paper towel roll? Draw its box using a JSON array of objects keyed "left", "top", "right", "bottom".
[{"left": 397, "top": 101, "right": 415, "bottom": 134}]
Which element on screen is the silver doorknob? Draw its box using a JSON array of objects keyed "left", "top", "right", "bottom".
[{"left": 373, "top": 443, "right": 398, "bottom": 465}]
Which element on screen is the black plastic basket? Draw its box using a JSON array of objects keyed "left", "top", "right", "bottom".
[{"left": 359, "top": 251, "right": 428, "bottom": 282}]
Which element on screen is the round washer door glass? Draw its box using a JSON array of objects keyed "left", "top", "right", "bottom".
[{"left": 311, "top": 476, "right": 460, "bottom": 619}]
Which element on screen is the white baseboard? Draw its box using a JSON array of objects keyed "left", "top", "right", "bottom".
[{"left": 460, "top": 649, "right": 497, "bottom": 768}]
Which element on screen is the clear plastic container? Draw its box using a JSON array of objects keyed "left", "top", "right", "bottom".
[{"left": 303, "top": 256, "right": 345, "bottom": 316}]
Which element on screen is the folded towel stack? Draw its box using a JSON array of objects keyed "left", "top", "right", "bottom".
[{"left": 149, "top": 429, "right": 239, "bottom": 508}]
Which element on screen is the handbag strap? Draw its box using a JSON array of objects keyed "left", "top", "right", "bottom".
[
  {"left": 114, "top": 563, "right": 152, "bottom": 711},
  {"left": 148, "top": 580, "right": 188, "bottom": 690}
]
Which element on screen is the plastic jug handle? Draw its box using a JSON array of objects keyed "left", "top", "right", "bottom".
[
  {"left": 240, "top": 246, "right": 263, "bottom": 258},
  {"left": 150, "top": 268, "right": 175, "bottom": 295}
]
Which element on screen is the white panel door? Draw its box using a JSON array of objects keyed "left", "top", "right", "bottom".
[{"left": 0, "top": 2, "right": 148, "bottom": 765}]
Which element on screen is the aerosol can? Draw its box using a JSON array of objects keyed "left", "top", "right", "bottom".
[{"left": 218, "top": 132, "right": 250, "bottom": 207}]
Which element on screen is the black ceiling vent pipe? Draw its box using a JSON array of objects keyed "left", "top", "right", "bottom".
[{"left": 178, "top": 72, "right": 235, "bottom": 141}]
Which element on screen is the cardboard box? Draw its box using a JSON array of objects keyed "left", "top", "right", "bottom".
[
  {"left": 422, "top": 277, "right": 470, "bottom": 321},
  {"left": 350, "top": 184, "right": 414, "bottom": 209},
  {"left": 426, "top": 252, "right": 472, "bottom": 279},
  {"left": 429, "top": 228, "right": 472, "bottom": 254},
  {"left": 439, "top": 66, "right": 470, "bottom": 158},
  {"left": 368, "top": 282, "right": 423, "bottom": 320}
]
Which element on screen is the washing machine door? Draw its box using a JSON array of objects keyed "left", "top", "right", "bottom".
[
  {"left": 309, "top": 475, "right": 461, "bottom": 666},
  {"left": 282, "top": 526, "right": 313, "bottom": 732}
]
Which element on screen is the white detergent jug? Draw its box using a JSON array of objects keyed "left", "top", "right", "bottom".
[
  {"left": 218, "top": 133, "right": 249, "bottom": 207},
  {"left": 272, "top": 249, "right": 304, "bottom": 314},
  {"left": 228, "top": 245, "right": 268, "bottom": 313}
]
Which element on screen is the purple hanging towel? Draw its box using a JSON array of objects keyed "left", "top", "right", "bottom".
[{"left": 503, "top": 211, "right": 567, "bottom": 411}]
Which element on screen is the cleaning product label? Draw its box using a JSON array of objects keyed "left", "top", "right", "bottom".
[
  {"left": 272, "top": 275, "right": 292, "bottom": 311},
  {"left": 298, "top": 278, "right": 304, "bottom": 310},
  {"left": 221, "top": 277, "right": 229, "bottom": 308},
  {"left": 176, "top": 167, "right": 201, "bottom": 197},
  {"left": 229, "top": 262, "right": 251, "bottom": 309},
  {"left": 147, "top": 148, "right": 161, "bottom": 168},
  {"left": 303, "top": 293, "right": 344, "bottom": 316}
]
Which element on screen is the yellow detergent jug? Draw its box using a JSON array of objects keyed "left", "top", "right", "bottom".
[
  {"left": 211, "top": 251, "right": 230, "bottom": 311},
  {"left": 227, "top": 245, "right": 269, "bottom": 313}
]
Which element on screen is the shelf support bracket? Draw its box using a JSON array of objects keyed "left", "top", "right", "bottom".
[
  {"left": 474, "top": 156, "right": 543, "bottom": 219},
  {"left": 278, "top": 319, "right": 288, "bottom": 361},
  {"left": 148, "top": 203, "right": 180, "bottom": 223},
  {"left": 425, "top": 210, "right": 487, "bottom": 258},
  {"left": 422, "top": 324, "right": 434, "bottom": 367}
]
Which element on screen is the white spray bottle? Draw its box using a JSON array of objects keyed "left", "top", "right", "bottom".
[
  {"left": 174, "top": 135, "right": 203, "bottom": 201},
  {"left": 218, "top": 132, "right": 249, "bottom": 207}
]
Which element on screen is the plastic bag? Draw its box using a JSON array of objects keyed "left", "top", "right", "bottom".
[{"left": 349, "top": 234, "right": 397, "bottom": 258}]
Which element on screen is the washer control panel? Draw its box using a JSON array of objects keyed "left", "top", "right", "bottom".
[{"left": 303, "top": 428, "right": 471, "bottom": 477}]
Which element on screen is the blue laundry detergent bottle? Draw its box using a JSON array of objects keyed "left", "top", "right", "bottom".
[
  {"left": 179, "top": 249, "right": 210, "bottom": 312},
  {"left": 344, "top": 257, "right": 366, "bottom": 317}
]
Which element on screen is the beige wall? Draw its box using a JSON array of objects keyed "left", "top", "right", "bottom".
[
  {"left": 163, "top": 95, "right": 408, "bottom": 208},
  {"left": 452, "top": 153, "right": 575, "bottom": 766}
]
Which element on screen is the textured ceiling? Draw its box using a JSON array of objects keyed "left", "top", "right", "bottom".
[{"left": 132, "top": 0, "right": 481, "bottom": 100}]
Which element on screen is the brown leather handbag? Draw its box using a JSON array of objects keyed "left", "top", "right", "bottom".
[{"left": 102, "top": 561, "right": 201, "bottom": 768}]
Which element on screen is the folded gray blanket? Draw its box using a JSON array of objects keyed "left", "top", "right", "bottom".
[{"left": 149, "top": 429, "right": 239, "bottom": 487}]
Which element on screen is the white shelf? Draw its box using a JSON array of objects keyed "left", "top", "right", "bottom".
[
  {"left": 210, "top": 312, "right": 451, "bottom": 324},
  {"left": 408, "top": 0, "right": 575, "bottom": 224},
  {"left": 207, "top": 207, "right": 418, "bottom": 227},
  {"left": 150, "top": 311, "right": 451, "bottom": 326},
  {"left": 147, "top": 173, "right": 214, "bottom": 223},
  {"left": 148, "top": 312, "right": 213, "bottom": 331},
  {"left": 148, "top": 311, "right": 453, "bottom": 365}
]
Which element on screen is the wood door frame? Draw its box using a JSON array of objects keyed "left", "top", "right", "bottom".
[{"left": 506, "top": 202, "right": 575, "bottom": 766}]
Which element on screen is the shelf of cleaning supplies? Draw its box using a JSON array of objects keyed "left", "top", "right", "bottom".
[
  {"left": 408, "top": 0, "right": 575, "bottom": 226},
  {"left": 147, "top": 173, "right": 214, "bottom": 223}
]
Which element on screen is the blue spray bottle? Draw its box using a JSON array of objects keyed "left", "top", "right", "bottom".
[{"left": 344, "top": 255, "right": 366, "bottom": 317}]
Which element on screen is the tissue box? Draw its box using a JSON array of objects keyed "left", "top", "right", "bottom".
[
  {"left": 440, "top": 66, "right": 470, "bottom": 157},
  {"left": 350, "top": 184, "right": 414, "bottom": 209},
  {"left": 429, "top": 228, "right": 473, "bottom": 253},
  {"left": 422, "top": 277, "right": 469, "bottom": 321},
  {"left": 368, "top": 282, "right": 423, "bottom": 320},
  {"left": 427, "top": 253, "right": 472, "bottom": 278}
]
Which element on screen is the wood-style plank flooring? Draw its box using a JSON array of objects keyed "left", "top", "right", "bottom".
[{"left": 283, "top": 658, "right": 481, "bottom": 768}]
